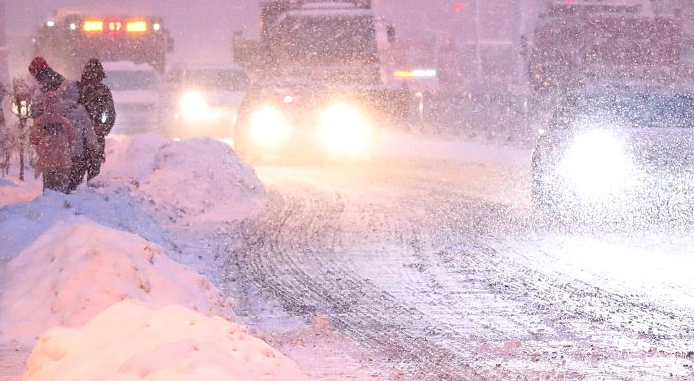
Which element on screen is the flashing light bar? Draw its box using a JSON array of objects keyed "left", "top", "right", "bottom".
[
  {"left": 80, "top": 19, "right": 150, "bottom": 34},
  {"left": 126, "top": 21, "right": 148, "bottom": 32},
  {"left": 83, "top": 20, "right": 104, "bottom": 32},
  {"left": 393, "top": 69, "right": 438, "bottom": 79}
]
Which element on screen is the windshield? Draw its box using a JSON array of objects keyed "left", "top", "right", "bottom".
[
  {"left": 183, "top": 70, "right": 249, "bottom": 91},
  {"left": 103, "top": 71, "right": 159, "bottom": 91},
  {"left": 272, "top": 16, "right": 377, "bottom": 65},
  {"left": 571, "top": 92, "right": 694, "bottom": 128}
]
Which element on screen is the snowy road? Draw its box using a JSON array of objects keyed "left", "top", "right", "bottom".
[{"left": 227, "top": 141, "right": 694, "bottom": 380}]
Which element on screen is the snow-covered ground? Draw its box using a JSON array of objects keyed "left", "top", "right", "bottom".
[
  {"left": 230, "top": 135, "right": 694, "bottom": 380},
  {"left": 2, "top": 130, "right": 693, "bottom": 381},
  {"left": 0, "top": 134, "right": 313, "bottom": 381}
]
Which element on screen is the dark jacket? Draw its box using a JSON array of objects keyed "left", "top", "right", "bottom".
[
  {"left": 35, "top": 67, "right": 65, "bottom": 93},
  {"left": 78, "top": 60, "right": 116, "bottom": 138},
  {"left": 78, "top": 81, "right": 116, "bottom": 138}
]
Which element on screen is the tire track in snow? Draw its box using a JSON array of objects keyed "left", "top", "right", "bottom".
[{"left": 226, "top": 163, "right": 694, "bottom": 380}]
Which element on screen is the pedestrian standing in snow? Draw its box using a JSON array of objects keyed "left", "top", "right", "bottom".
[
  {"left": 29, "top": 92, "right": 75, "bottom": 194},
  {"left": 28, "top": 57, "right": 66, "bottom": 119},
  {"left": 78, "top": 59, "right": 116, "bottom": 181},
  {"left": 56, "top": 82, "right": 99, "bottom": 191}
]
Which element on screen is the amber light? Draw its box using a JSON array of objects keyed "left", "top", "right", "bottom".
[
  {"left": 126, "top": 21, "right": 148, "bottom": 33},
  {"left": 83, "top": 20, "right": 104, "bottom": 32}
]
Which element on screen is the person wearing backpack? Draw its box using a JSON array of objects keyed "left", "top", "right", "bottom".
[
  {"left": 30, "top": 92, "right": 75, "bottom": 193},
  {"left": 56, "top": 82, "right": 99, "bottom": 191}
]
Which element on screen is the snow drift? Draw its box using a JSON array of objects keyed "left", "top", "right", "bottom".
[
  {"left": 0, "top": 219, "right": 234, "bottom": 345},
  {"left": 22, "top": 301, "right": 310, "bottom": 381},
  {"left": 102, "top": 135, "right": 265, "bottom": 223}
]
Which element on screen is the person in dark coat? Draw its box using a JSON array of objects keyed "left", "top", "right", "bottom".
[
  {"left": 30, "top": 92, "right": 75, "bottom": 193},
  {"left": 77, "top": 59, "right": 116, "bottom": 180}
]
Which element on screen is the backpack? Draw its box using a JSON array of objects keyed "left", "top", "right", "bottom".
[{"left": 33, "top": 113, "right": 74, "bottom": 170}]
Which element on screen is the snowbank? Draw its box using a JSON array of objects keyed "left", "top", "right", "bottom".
[
  {"left": 22, "top": 301, "right": 310, "bottom": 381},
  {"left": 102, "top": 133, "right": 171, "bottom": 181},
  {"left": 102, "top": 135, "right": 265, "bottom": 224},
  {"left": 0, "top": 219, "right": 233, "bottom": 345},
  {"left": 0, "top": 176, "right": 41, "bottom": 208}
]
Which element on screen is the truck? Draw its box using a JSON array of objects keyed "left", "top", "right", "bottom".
[
  {"left": 33, "top": 9, "right": 173, "bottom": 78},
  {"left": 528, "top": 0, "right": 685, "bottom": 92},
  {"left": 232, "top": 0, "right": 409, "bottom": 162},
  {"left": 32, "top": 9, "right": 174, "bottom": 133}
]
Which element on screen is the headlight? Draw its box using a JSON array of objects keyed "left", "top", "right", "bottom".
[
  {"left": 557, "top": 129, "right": 634, "bottom": 200},
  {"left": 316, "top": 103, "right": 375, "bottom": 156},
  {"left": 249, "top": 106, "right": 291, "bottom": 149},
  {"left": 179, "top": 92, "right": 208, "bottom": 121}
]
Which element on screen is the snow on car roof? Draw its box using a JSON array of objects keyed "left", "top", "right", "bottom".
[
  {"left": 52, "top": 7, "right": 157, "bottom": 20},
  {"left": 286, "top": 2, "right": 373, "bottom": 18},
  {"left": 102, "top": 61, "right": 156, "bottom": 72},
  {"left": 182, "top": 63, "right": 247, "bottom": 72}
]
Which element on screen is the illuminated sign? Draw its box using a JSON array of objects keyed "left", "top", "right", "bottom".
[
  {"left": 393, "top": 69, "right": 438, "bottom": 78},
  {"left": 108, "top": 20, "right": 123, "bottom": 32},
  {"left": 83, "top": 20, "right": 104, "bottom": 32},
  {"left": 80, "top": 18, "right": 151, "bottom": 34},
  {"left": 126, "top": 21, "right": 148, "bottom": 33}
]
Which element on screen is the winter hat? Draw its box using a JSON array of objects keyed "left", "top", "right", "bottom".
[
  {"left": 29, "top": 57, "right": 49, "bottom": 77},
  {"left": 81, "top": 59, "right": 106, "bottom": 82}
]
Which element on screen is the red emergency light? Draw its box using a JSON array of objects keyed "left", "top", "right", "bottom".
[{"left": 108, "top": 20, "right": 123, "bottom": 32}]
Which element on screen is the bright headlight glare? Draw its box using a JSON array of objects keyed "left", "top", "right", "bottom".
[
  {"left": 180, "top": 92, "right": 208, "bottom": 120},
  {"left": 249, "top": 107, "right": 291, "bottom": 149},
  {"left": 317, "top": 104, "right": 374, "bottom": 156},
  {"left": 557, "top": 129, "right": 634, "bottom": 199}
]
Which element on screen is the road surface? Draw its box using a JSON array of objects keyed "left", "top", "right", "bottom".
[{"left": 226, "top": 139, "right": 694, "bottom": 380}]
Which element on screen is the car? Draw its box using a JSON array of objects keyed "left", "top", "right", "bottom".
[
  {"left": 531, "top": 81, "right": 694, "bottom": 221},
  {"left": 102, "top": 61, "right": 163, "bottom": 135},
  {"left": 163, "top": 64, "right": 249, "bottom": 140}
]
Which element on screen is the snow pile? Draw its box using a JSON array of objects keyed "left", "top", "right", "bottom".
[
  {"left": 0, "top": 219, "right": 233, "bottom": 345},
  {"left": 102, "top": 135, "right": 264, "bottom": 223},
  {"left": 0, "top": 176, "right": 41, "bottom": 208},
  {"left": 22, "top": 301, "right": 310, "bottom": 381},
  {"left": 102, "top": 133, "right": 170, "bottom": 181}
]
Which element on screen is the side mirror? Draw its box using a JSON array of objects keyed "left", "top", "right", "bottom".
[{"left": 387, "top": 24, "right": 396, "bottom": 45}]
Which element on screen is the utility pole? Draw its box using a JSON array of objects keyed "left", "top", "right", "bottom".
[
  {"left": 0, "top": 0, "right": 8, "bottom": 84},
  {"left": 472, "top": 0, "right": 482, "bottom": 87}
]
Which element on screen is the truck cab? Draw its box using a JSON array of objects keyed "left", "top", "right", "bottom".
[
  {"left": 529, "top": 0, "right": 683, "bottom": 91},
  {"left": 34, "top": 9, "right": 173, "bottom": 78},
  {"left": 232, "top": 0, "right": 408, "bottom": 163}
]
